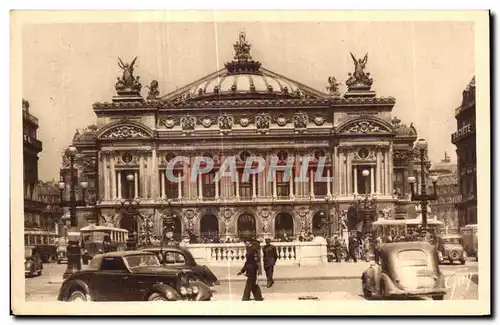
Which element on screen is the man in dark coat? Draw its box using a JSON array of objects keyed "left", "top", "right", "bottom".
[
  {"left": 262, "top": 238, "right": 278, "bottom": 287},
  {"left": 346, "top": 235, "right": 358, "bottom": 262},
  {"left": 333, "top": 236, "right": 343, "bottom": 263},
  {"left": 237, "top": 243, "right": 264, "bottom": 301}
]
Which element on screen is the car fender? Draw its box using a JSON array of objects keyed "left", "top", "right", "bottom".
[
  {"left": 144, "top": 283, "right": 181, "bottom": 301},
  {"left": 380, "top": 273, "right": 398, "bottom": 293},
  {"left": 190, "top": 280, "right": 212, "bottom": 301},
  {"left": 58, "top": 279, "right": 92, "bottom": 301}
]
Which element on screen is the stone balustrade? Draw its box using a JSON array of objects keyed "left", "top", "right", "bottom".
[{"left": 183, "top": 237, "right": 328, "bottom": 266}]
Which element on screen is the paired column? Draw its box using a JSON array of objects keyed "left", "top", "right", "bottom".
[
  {"left": 309, "top": 169, "right": 314, "bottom": 197},
  {"left": 327, "top": 168, "right": 331, "bottom": 196},
  {"left": 111, "top": 154, "right": 116, "bottom": 200},
  {"left": 353, "top": 166, "right": 358, "bottom": 194},
  {"left": 161, "top": 171, "right": 166, "bottom": 199},
  {"left": 117, "top": 170, "right": 122, "bottom": 199},
  {"left": 198, "top": 175, "right": 203, "bottom": 200},
  {"left": 376, "top": 150, "right": 382, "bottom": 194},
  {"left": 388, "top": 146, "right": 393, "bottom": 194},
  {"left": 151, "top": 149, "right": 158, "bottom": 199},
  {"left": 272, "top": 170, "right": 277, "bottom": 199},
  {"left": 346, "top": 152, "right": 352, "bottom": 195},
  {"left": 177, "top": 174, "right": 182, "bottom": 200},
  {"left": 103, "top": 154, "right": 110, "bottom": 200},
  {"left": 370, "top": 166, "right": 375, "bottom": 194},
  {"left": 252, "top": 174, "right": 257, "bottom": 198},
  {"left": 215, "top": 176, "right": 220, "bottom": 199},
  {"left": 134, "top": 171, "right": 139, "bottom": 198},
  {"left": 235, "top": 170, "right": 239, "bottom": 200}
]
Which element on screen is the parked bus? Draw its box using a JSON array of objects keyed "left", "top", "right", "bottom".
[
  {"left": 460, "top": 224, "right": 478, "bottom": 260},
  {"left": 80, "top": 224, "right": 129, "bottom": 258},
  {"left": 24, "top": 230, "right": 58, "bottom": 263}
]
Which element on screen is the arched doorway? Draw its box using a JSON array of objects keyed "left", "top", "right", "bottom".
[
  {"left": 312, "top": 211, "right": 325, "bottom": 236},
  {"left": 162, "top": 215, "right": 182, "bottom": 241},
  {"left": 237, "top": 214, "right": 256, "bottom": 240},
  {"left": 200, "top": 214, "right": 219, "bottom": 239},
  {"left": 275, "top": 213, "right": 294, "bottom": 237},
  {"left": 119, "top": 214, "right": 139, "bottom": 235}
]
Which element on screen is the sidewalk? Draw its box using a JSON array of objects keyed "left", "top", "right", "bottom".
[{"left": 211, "top": 291, "right": 364, "bottom": 301}]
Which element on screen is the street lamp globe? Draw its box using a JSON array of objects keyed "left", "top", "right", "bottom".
[
  {"left": 80, "top": 181, "right": 89, "bottom": 189},
  {"left": 408, "top": 176, "right": 416, "bottom": 184},
  {"left": 126, "top": 174, "right": 134, "bottom": 182},
  {"left": 362, "top": 169, "right": 370, "bottom": 177},
  {"left": 58, "top": 181, "right": 65, "bottom": 190},
  {"left": 65, "top": 146, "right": 78, "bottom": 157},
  {"left": 415, "top": 138, "right": 428, "bottom": 151},
  {"left": 430, "top": 175, "right": 439, "bottom": 183}
]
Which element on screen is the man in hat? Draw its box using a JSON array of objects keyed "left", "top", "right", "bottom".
[
  {"left": 262, "top": 238, "right": 278, "bottom": 288},
  {"left": 237, "top": 240, "right": 264, "bottom": 301}
]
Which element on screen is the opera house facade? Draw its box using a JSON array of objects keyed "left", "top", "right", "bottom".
[{"left": 62, "top": 33, "right": 421, "bottom": 243}]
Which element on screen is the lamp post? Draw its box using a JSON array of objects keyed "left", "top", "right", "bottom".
[
  {"left": 162, "top": 199, "right": 177, "bottom": 246},
  {"left": 120, "top": 173, "right": 141, "bottom": 250},
  {"left": 359, "top": 169, "right": 375, "bottom": 236},
  {"left": 58, "top": 145, "right": 88, "bottom": 279},
  {"left": 408, "top": 138, "right": 439, "bottom": 240},
  {"left": 324, "top": 195, "right": 333, "bottom": 238}
]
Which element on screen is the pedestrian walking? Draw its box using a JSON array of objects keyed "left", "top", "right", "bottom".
[
  {"left": 237, "top": 241, "right": 264, "bottom": 301},
  {"left": 262, "top": 238, "right": 278, "bottom": 287},
  {"left": 333, "top": 236, "right": 342, "bottom": 263},
  {"left": 346, "top": 235, "right": 358, "bottom": 262}
]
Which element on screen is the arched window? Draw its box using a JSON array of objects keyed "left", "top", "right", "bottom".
[
  {"left": 120, "top": 214, "right": 138, "bottom": 235},
  {"left": 200, "top": 214, "right": 219, "bottom": 239},
  {"left": 275, "top": 213, "right": 294, "bottom": 237},
  {"left": 237, "top": 214, "right": 256, "bottom": 240},
  {"left": 312, "top": 212, "right": 325, "bottom": 236}
]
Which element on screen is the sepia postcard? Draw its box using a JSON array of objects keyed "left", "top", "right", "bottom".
[{"left": 10, "top": 10, "right": 490, "bottom": 316}]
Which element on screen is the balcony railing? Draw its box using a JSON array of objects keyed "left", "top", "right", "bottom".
[{"left": 452, "top": 123, "right": 475, "bottom": 143}]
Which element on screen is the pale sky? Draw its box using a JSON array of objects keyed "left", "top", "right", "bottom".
[{"left": 22, "top": 21, "right": 475, "bottom": 182}]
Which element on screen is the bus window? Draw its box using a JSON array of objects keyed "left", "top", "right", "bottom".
[{"left": 24, "top": 235, "right": 29, "bottom": 246}]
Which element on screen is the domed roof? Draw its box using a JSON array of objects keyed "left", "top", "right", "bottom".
[{"left": 162, "top": 33, "right": 326, "bottom": 104}]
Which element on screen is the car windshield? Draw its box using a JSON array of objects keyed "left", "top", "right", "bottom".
[
  {"left": 24, "top": 247, "right": 32, "bottom": 258},
  {"left": 442, "top": 237, "right": 462, "bottom": 244},
  {"left": 124, "top": 254, "right": 160, "bottom": 268}
]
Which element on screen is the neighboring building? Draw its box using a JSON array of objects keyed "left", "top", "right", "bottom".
[
  {"left": 23, "top": 99, "right": 61, "bottom": 246},
  {"left": 429, "top": 152, "right": 460, "bottom": 232},
  {"left": 452, "top": 77, "right": 476, "bottom": 228},
  {"left": 64, "top": 33, "right": 421, "bottom": 241}
]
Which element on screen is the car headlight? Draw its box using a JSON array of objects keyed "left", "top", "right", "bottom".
[
  {"left": 166, "top": 291, "right": 174, "bottom": 300},
  {"left": 187, "top": 287, "right": 193, "bottom": 295},
  {"left": 180, "top": 286, "right": 187, "bottom": 295},
  {"left": 192, "top": 286, "right": 199, "bottom": 294}
]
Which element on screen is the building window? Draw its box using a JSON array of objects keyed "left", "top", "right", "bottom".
[
  {"left": 313, "top": 168, "right": 328, "bottom": 196},
  {"left": 238, "top": 169, "right": 255, "bottom": 199},
  {"left": 200, "top": 214, "right": 219, "bottom": 239},
  {"left": 275, "top": 213, "right": 294, "bottom": 237},
  {"left": 118, "top": 170, "right": 138, "bottom": 198},
  {"left": 237, "top": 214, "right": 256, "bottom": 240},
  {"left": 276, "top": 170, "right": 290, "bottom": 197},
  {"left": 354, "top": 166, "right": 372, "bottom": 194},
  {"left": 393, "top": 170, "right": 405, "bottom": 197},
  {"left": 165, "top": 170, "right": 183, "bottom": 199},
  {"left": 202, "top": 172, "right": 217, "bottom": 198}
]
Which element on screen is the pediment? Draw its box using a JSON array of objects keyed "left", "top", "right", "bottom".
[
  {"left": 336, "top": 115, "right": 394, "bottom": 135},
  {"left": 97, "top": 120, "right": 154, "bottom": 140}
]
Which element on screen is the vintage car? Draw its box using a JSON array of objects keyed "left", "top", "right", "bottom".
[
  {"left": 57, "top": 251, "right": 212, "bottom": 302},
  {"left": 436, "top": 234, "right": 467, "bottom": 265},
  {"left": 25, "top": 246, "right": 43, "bottom": 277},
  {"left": 142, "top": 246, "right": 219, "bottom": 286},
  {"left": 361, "top": 242, "right": 447, "bottom": 300}
]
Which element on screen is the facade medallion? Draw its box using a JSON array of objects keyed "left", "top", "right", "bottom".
[
  {"left": 184, "top": 209, "right": 196, "bottom": 220},
  {"left": 358, "top": 147, "right": 369, "bottom": 160},
  {"left": 347, "top": 121, "right": 384, "bottom": 134},
  {"left": 275, "top": 115, "right": 288, "bottom": 127},
  {"left": 312, "top": 115, "right": 326, "bottom": 126},
  {"left": 122, "top": 152, "right": 133, "bottom": 164},
  {"left": 294, "top": 113, "right": 308, "bottom": 130},
  {"left": 160, "top": 118, "right": 176, "bottom": 129},
  {"left": 181, "top": 116, "right": 195, "bottom": 131},
  {"left": 218, "top": 115, "right": 233, "bottom": 131},
  {"left": 256, "top": 113, "right": 271, "bottom": 133},
  {"left": 237, "top": 116, "right": 251, "bottom": 127},
  {"left": 200, "top": 117, "right": 214, "bottom": 128}
]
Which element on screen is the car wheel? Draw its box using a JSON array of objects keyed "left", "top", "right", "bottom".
[
  {"left": 148, "top": 292, "right": 169, "bottom": 301},
  {"left": 67, "top": 290, "right": 89, "bottom": 302},
  {"left": 432, "top": 295, "right": 444, "bottom": 300},
  {"left": 362, "top": 281, "right": 372, "bottom": 298}
]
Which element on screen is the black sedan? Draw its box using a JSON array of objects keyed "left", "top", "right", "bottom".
[
  {"left": 142, "top": 246, "right": 219, "bottom": 286},
  {"left": 57, "top": 251, "right": 212, "bottom": 302}
]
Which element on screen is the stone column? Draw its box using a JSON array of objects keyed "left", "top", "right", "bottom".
[
  {"left": 161, "top": 171, "right": 166, "bottom": 199},
  {"left": 353, "top": 166, "right": 358, "bottom": 194},
  {"left": 252, "top": 173, "right": 257, "bottom": 198},
  {"left": 289, "top": 168, "right": 294, "bottom": 199},
  {"left": 235, "top": 169, "right": 239, "bottom": 200},
  {"left": 215, "top": 176, "right": 220, "bottom": 200},
  {"left": 327, "top": 168, "right": 331, "bottom": 196},
  {"left": 309, "top": 169, "right": 314, "bottom": 198},
  {"left": 103, "top": 153, "right": 110, "bottom": 200},
  {"left": 388, "top": 145, "right": 393, "bottom": 194},
  {"left": 134, "top": 171, "right": 139, "bottom": 198},
  {"left": 139, "top": 154, "right": 145, "bottom": 198},
  {"left": 346, "top": 151, "right": 352, "bottom": 195},
  {"left": 151, "top": 149, "right": 158, "bottom": 199},
  {"left": 111, "top": 154, "right": 116, "bottom": 200},
  {"left": 117, "top": 170, "right": 122, "bottom": 199},
  {"left": 383, "top": 151, "right": 388, "bottom": 194},
  {"left": 376, "top": 150, "right": 382, "bottom": 194},
  {"left": 198, "top": 174, "right": 203, "bottom": 200},
  {"left": 177, "top": 173, "right": 182, "bottom": 200},
  {"left": 339, "top": 149, "right": 344, "bottom": 195},
  {"left": 272, "top": 170, "right": 277, "bottom": 199},
  {"left": 370, "top": 166, "right": 375, "bottom": 194}
]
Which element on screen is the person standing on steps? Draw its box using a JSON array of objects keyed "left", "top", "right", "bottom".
[
  {"left": 237, "top": 241, "right": 264, "bottom": 301},
  {"left": 263, "top": 238, "right": 278, "bottom": 288}
]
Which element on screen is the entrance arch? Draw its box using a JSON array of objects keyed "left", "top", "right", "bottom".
[
  {"left": 237, "top": 214, "right": 256, "bottom": 240},
  {"left": 274, "top": 213, "right": 294, "bottom": 237},
  {"left": 200, "top": 214, "right": 219, "bottom": 239},
  {"left": 312, "top": 211, "right": 325, "bottom": 236},
  {"left": 119, "top": 214, "right": 139, "bottom": 235}
]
